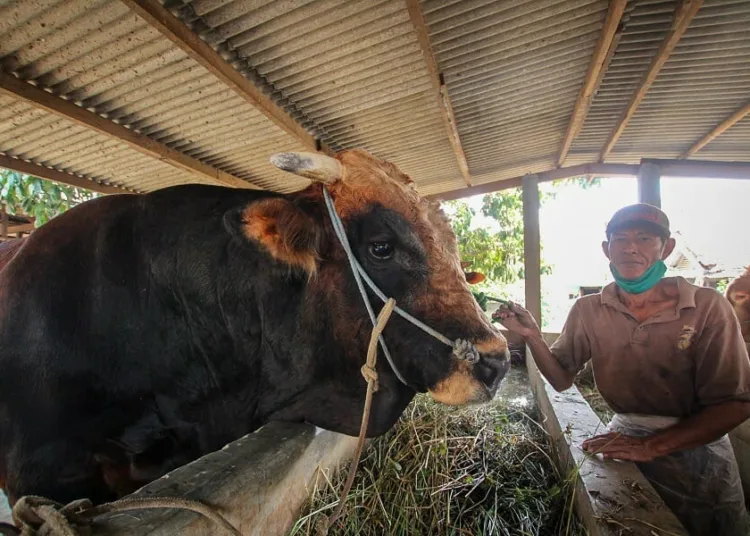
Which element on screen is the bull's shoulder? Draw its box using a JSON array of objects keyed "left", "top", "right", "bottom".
[{"left": 0, "top": 238, "right": 24, "bottom": 271}]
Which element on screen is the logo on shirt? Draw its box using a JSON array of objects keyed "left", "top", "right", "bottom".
[{"left": 676, "top": 325, "right": 697, "bottom": 350}]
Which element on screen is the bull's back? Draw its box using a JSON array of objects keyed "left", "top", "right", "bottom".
[{"left": 0, "top": 239, "right": 24, "bottom": 272}]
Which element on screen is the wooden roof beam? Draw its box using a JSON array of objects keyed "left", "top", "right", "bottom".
[
  {"left": 121, "top": 0, "right": 328, "bottom": 154},
  {"left": 643, "top": 158, "right": 750, "bottom": 180},
  {"left": 0, "top": 154, "right": 131, "bottom": 195},
  {"left": 406, "top": 0, "right": 472, "bottom": 187},
  {"left": 557, "top": 0, "right": 628, "bottom": 167},
  {"left": 0, "top": 72, "right": 256, "bottom": 190},
  {"left": 428, "top": 157, "right": 750, "bottom": 202},
  {"left": 599, "top": 0, "right": 703, "bottom": 162},
  {"left": 426, "top": 163, "right": 640, "bottom": 202},
  {"left": 680, "top": 101, "right": 750, "bottom": 158}
]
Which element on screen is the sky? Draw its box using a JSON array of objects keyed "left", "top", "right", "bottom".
[{"left": 462, "top": 176, "right": 750, "bottom": 330}]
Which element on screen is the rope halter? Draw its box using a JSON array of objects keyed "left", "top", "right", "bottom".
[{"left": 322, "top": 188, "right": 481, "bottom": 387}]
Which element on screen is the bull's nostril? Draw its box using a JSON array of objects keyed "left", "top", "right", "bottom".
[{"left": 474, "top": 352, "right": 510, "bottom": 390}]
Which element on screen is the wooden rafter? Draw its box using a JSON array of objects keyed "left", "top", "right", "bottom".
[
  {"left": 0, "top": 72, "right": 255, "bottom": 190},
  {"left": 599, "top": 0, "right": 703, "bottom": 162},
  {"left": 406, "top": 0, "right": 472, "bottom": 187},
  {"left": 0, "top": 154, "right": 131, "bottom": 195},
  {"left": 680, "top": 101, "right": 750, "bottom": 158},
  {"left": 557, "top": 0, "right": 628, "bottom": 166},
  {"left": 7, "top": 222, "right": 35, "bottom": 234},
  {"left": 120, "top": 0, "right": 326, "bottom": 154}
]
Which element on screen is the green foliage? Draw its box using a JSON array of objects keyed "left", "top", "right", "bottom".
[
  {"left": 447, "top": 188, "right": 553, "bottom": 286},
  {"left": 472, "top": 290, "right": 488, "bottom": 311},
  {"left": 0, "top": 169, "right": 97, "bottom": 225},
  {"left": 552, "top": 176, "right": 602, "bottom": 190},
  {"left": 447, "top": 176, "right": 596, "bottom": 290},
  {"left": 715, "top": 278, "right": 729, "bottom": 296}
]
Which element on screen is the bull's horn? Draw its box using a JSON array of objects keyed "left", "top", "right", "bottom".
[{"left": 270, "top": 152, "right": 342, "bottom": 184}]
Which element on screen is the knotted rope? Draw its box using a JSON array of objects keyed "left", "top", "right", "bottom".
[
  {"left": 315, "top": 298, "right": 396, "bottom": 536},
  {"left": 6, "top": 494, "right": 241, "bottom": 536}
]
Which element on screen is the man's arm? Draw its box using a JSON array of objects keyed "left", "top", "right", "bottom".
[
  {"left": 525, "top": 332, "right": 576, "bottom": 392},
  {"left": 583, "top": 400, "right": 750, "bottom": 461},
  {"left": 649, "top": 400, "right": 750, "bottom": 454},
  {"left": 493, "top": 302, "right": 579, "bottom": 392}
]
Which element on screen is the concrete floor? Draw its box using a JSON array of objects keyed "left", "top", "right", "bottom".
[{"left": 493, "top": 364, "right": 533, "bottom": 410}]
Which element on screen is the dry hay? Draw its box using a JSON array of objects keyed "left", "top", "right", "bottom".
[{"left": 291, "top": 394, "right": 586, "bottom": 536}]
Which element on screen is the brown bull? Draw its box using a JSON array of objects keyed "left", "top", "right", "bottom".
[{"left": 727, "top": 266, "right": 750, "bottom": 345}]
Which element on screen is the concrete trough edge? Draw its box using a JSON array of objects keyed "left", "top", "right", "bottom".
[{"left": 89, "top": 421, "right": 357, "bottom": 536}]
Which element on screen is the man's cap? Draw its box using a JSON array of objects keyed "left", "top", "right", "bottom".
[{"left": 605, "top": 203, "right": 670, "bottom": 238}]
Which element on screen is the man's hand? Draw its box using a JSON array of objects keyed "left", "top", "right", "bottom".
[
  {"left": 582, "top": 432, "right": 660, "bottom": 462},
  {"left": 492, "top": 301, "right": 541, "bottom": 340}
]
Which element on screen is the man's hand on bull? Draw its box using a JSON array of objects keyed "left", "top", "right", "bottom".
[
  {"left": 491, "top": 301, "right": 542, "bottom": 340},
  {"left": 581, "top": 432, "right": 660, "bottom": 462}
]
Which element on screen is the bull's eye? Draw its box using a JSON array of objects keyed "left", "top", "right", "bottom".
[{"left": 369, "top": 241, "right": 394, "bottom": 260}]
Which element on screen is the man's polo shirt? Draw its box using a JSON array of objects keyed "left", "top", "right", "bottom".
[{"left": 551, "top": 277, "right": 750, "bottom": 417}]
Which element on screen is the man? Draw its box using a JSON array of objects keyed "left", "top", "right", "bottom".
[{"left": 494, "top": 203, "right": 750, "bottom": 535}]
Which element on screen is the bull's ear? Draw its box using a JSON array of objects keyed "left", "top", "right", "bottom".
[
  {"left": 225, "top": 198, "right": 322, "bottom": 274},
  {"left": 465, "top": 271, "right": 485, "bottom": 285}
]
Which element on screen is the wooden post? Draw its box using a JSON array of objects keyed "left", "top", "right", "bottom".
[
  {"left": 1, "top": 204, "right": 7, "bottom": 240},
  {"left": 522, "top": 174, "right": 542, "bottom": 325},
  {"left": 638, "top": 162, "right": 661, "bottom": 207}
]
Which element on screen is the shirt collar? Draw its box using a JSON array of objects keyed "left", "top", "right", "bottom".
[{"left": 600, "top": 276, "right": 697, "bottom": 313}]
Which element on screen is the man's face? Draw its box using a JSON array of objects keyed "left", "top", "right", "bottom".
[{"left": 602, "top": 225, "right": 673, "bottom": 279}]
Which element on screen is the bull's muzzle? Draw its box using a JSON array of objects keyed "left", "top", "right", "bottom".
[
  {"left": 474, "top": 347, "right": 511, "bottom": 399},
  {"left": 429, "top": 338, "right": 510, "bottom": 405}
]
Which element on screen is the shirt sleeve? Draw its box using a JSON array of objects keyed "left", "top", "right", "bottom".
[
  {"left": 693, "top": 294, "right": 750, "bottom": 406},
  {"left": 550, "top": 299, "right": 592, "bottom": 376}
]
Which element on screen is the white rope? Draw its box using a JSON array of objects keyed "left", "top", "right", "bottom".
[{"left": 322, "top": 188, "right": 480, "bottom": 387}]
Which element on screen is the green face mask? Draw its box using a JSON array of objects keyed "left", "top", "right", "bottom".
[{"left": 610, "top": 260, "right": 667, "bottom": 294}]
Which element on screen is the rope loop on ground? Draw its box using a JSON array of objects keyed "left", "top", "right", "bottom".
[{"left": 9, "top": 494, "right": 241, "bottom": 536}]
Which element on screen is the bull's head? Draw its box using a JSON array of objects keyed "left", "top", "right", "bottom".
[
  {"left": 727, "top": 266, "right": 750, "bottom": 344},
  {"left": 227, "top": 149, "right": 509, "bottom": 435}
]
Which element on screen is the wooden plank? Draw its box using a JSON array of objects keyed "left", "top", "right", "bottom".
[
  {"left": 643, "top": 158, "right": 750, "bottom": 180},
  {"left": 7, "top": 222, "right": 35, "bottom": 234},
  {"left": 0, "top": 154, "right": 129, "bottom": 195},
  {"left": 599, "top": 0, "right": 703, "bottom": 161},
  {"left": 425, "top": 163, "right": 639, "bottom": 202},
  {"left": 121, "top": 0, "right": 323, "bottom": 154},
  {"left": 1, "top": 205, "right": 7, "bottom": 239},
  {"left": 638, "top": 161, "right": 661, "bottom": 207},
  {"left": 0, "top": 72, "right": 257, "bottom": 190},
  {"left": 557, "top": 0, "right": 628, "bottom": 166},
  {"left": 680, "top": 101, "right": 750, "bottom": 158},
  {"left": 522, "top": 174, "right": 542, "bottom": 325},
  {"left": 406, "top": 0, "right": 472, "bottom": 186}
]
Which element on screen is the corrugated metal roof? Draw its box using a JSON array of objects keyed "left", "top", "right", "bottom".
[
  {"left": 0, "top": 0, "right": 748, "bottom": 198},
  {"left": 178, "top": 0, "right": 466, "bottom": 189},
  {"left": 424, "top": 0, "right": 610, "bottom": 184},
  {"left": 566, "top": 0, "right": 750, "bottom": 165},
  {"left": 610, "top": 0, "right": 750, "bottom": 162}
]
